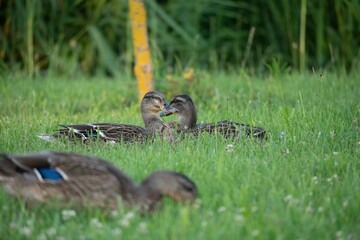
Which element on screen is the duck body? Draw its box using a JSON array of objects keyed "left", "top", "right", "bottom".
[
  {"left": 39, "top": 91, "right": 178, "bottom": 144},
  {"left": 46, "top": 123, "right": 149, "bottom": 144},
  {"left": 0, "top": 151, "right": 197, "bottom": 211},
  {"left": 163, "top": 94, "right": 267, "bottom": 140}
]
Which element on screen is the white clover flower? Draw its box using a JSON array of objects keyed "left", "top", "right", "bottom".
[
  {"left": 333, "top": 151, "right": 339, "bottom": 155},
  {"left": 251, "top": 229, "right": 260, "bottom": 237},
  {"left": 201, "top": 220, "right": 208, "bottom": 228},
  {"left": 90, "top": 218, "right": 102, "bottom": 228},
  {"left": 280, "top": 132, "right": 285, "bottom": 139},
  {"left": 284, "top": 194, "right": 293, "bottom": 203},
  {"left": 21, "top": 227, "right": 32, "bottom": 236},
  {"left": 111, "top": 210, "right": 119, "bottom": 218},
  {"left": 251, "top": 206, "right": 258, "bottom": 212},
  {"left": 234, "top": 214, "right": 245, "bottom": 222},
  {"left": 61, "top": 209, "right": 76, "bottom": 221},
  {"left": 112, "top": 228, "right": 122, "bottom": 236},
  {"left": 312, "top": 176, "right": 318, "bottom": 184},
  {"left": 37, "top": 233, "right": 47, "bottom": 240},
  {"left": 217, "top": 206, "right": 226, "bottom": 213},
  {"left": 306, "top": 205, "right": 313, "bottom": 214},
  {"left": 317, "top": 206, "right": 324, "bottom": 213},
  {"left": 226, "top": 144, "right": 234, "bottom": 152},
  {"left": 9, "top": 222, "right": 17, "bottom": 229},
  {"left": 138, "top": 222, "right": 148, "bottom": 234},
  {"left": 120, "top": 218, "right": 130, "bottom": 227},
  {"left": 330, "top": 131, "right": 336, "bottom": 138},
  {"left": 46, "top": 227, "right": 57, "bottom": 236},
  {"left": 124, "top": 211, "right": 135, "bottom": 220}
]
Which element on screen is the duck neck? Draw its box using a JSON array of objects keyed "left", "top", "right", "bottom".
[
  {"left": 142, "top": 113, "right": 164, "bottom": 134},
  {"left": 179, "top": 108, "right": 197, "bottom": 130}
]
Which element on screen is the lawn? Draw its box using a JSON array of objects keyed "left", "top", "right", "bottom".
[{"left": 0, "top": 71, "right": 359, "bottom": 239}]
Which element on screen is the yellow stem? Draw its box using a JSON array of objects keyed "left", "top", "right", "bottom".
[{"left": 129, "top": 0, "right": 154, "bottom": 100}]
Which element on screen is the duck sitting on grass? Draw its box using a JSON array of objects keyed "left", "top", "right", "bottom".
[
  {"left": 0, "top": 151, "right": 197, "bottom": 212},
  {"left": 38, "top": 91, "right": 179, "bottom": 144},
  {"left": 161, "top": 94, "right": 267, "bottom": 140}
]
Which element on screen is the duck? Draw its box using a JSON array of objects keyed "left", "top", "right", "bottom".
[
  {"left": 39, "top": 91, "right": 179, "bottom": 144},
  {"left": 161, "top": 94, "right": 267, "bottom": 140},
  {"left": 0, "top": 151, "right": 197, "bottom": 212}
]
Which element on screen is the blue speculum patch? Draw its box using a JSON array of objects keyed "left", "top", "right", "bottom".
[
  {"left": 37, "top": 167, "right": 63, "bottom": 181},
  {"left": 84, "top": 130, "right": 98, "bottom": 138}
]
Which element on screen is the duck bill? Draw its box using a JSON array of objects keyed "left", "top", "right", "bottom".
[{"left": 160, "top": 105, "right": 179, "bottom": 117}]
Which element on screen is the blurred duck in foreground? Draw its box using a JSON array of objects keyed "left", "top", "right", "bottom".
[
  {"left": 39, "top": 91, "right": 178, "bottom": 143},
  {"left": 0, "top": 151, "right": 197, "bottom": 211},
  {"left": 161, "top": 94, "right": 267, "bottom": 140}
]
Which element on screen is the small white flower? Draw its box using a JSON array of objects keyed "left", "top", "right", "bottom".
[
  {"left": 251, "top": 229, "right": 260, "bottom": 237},
  {"left": 124, "top": 211, "right": 135, "bottom": 220},
  {"left": 120, "top": 218, "right": 130, "bottom": 227},
  {"left": 201, "top": 220, "right": 208, "bottom": 228},
  {"left": 9, "top": 222, "right": 17, "bottom": 229},
  {"left": 193, "top": 199, "right": 202, "bottom": 209},
  {"left": 237, "top": 207, "right": 246, "bottom": 213},
  {"left": 280, "top": 132, "right": 285, "bottom": 139},
  {"left": 234, "top": 214, "right": 245, "bottom": 222},
  {"left": 21, "top": 227, "right": 32, "bottom": 236},
  {"left": 61, "top": 209, "right": 76, "bottom": 221},
  {"left": 90, "top": 218, "right": 102, "bottom": 228},
  {"left": 37, "top": 233, "right": 47, "bottom": 240},
  {"left": 330, "top": 131, "right": 336, "bottom": 138},
  {"left": 112, "top": 228, "right": 122, "bottom": 236},
  {"left": 343, "top": 200, "right": 349, "bottom": 208},
  {"left": 138, "top": 222, "right": 148, "bottom": 234},
  {"left": 46, "top": 227, "right": 57, "bottom": 236},
  {"left": 312, "top": 176, "right": 318, "bottom": 184},
  {"left": 333, "top": 151, "right": 339, "bottom": 155},
  {"left": 306, "top": 205, "right": 313, "bottom": 214},
  {"left": 284, "top": 194, "right": 293, "bottom": 203},
  {"left": 283, "top": 148, "right": 290, "bottom": 155},
  {"left": 111, "top": 210, "right": 119, "bottom": 218},
  {"left": 226, "top": 144, "right": 234, "bottom": 152},
  {"left": 317, "top": 206, "right": 324, "bottom": 213},
  {"left": 217, "top": 206, "right": 226, "bottom": 213}
]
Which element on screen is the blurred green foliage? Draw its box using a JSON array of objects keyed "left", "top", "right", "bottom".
[{"left": 0, "top": 0, "right": 359, "bottom": 76}]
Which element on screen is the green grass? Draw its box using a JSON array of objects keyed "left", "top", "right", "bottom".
[{"left": 0, "top": 71, "right": 359, "bottom": 239}]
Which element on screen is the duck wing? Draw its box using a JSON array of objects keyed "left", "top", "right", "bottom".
[
  {"left": 45, "top": 123, "right": 148, "bottom": 143},
  {"left": 0, "top": 152, "right": 136, "bottom": 209},
  {"left": 193, "top": 120, "right": 267, "bottom": 140}
]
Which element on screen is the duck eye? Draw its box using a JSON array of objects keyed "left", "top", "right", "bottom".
[
  {"left": 171, "top": 99, "right": 179, "bottom": 104},
  {"left": 182, "top": 184, "right": 194, "bottom": 192}
]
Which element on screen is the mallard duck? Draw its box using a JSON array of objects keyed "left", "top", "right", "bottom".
[
  {"left": 162, "top": 94, "right": 267, "bottom": 140},
  {"left": 39, "top": 91, "right": 179, "bottom": 143},
  {"left": 0, "top": 151, "right": 197, "bottom": 211}
]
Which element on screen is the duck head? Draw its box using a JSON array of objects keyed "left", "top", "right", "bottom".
[
  {"left": 161, "top": 94, "right": 197, "bottom": 130},
  {"left": 141, "top": 91, "right": 179, "bottom": 129},
  {"left": 138, "top": 170, "right": 198, "bottom": 211}
]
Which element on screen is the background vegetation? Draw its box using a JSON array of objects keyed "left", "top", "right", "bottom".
[{"left": 1, "top": 0, "right": 359, "bottom": 77}]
